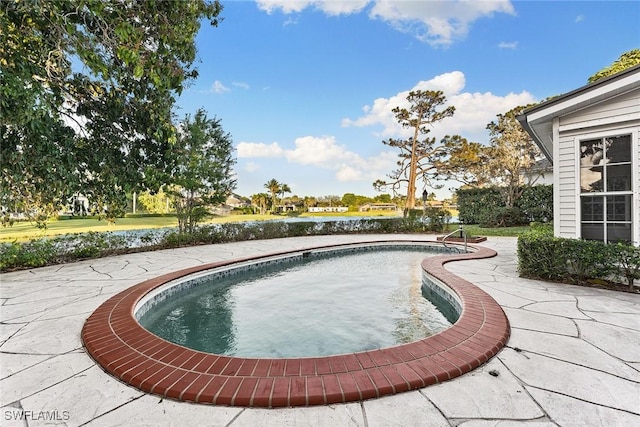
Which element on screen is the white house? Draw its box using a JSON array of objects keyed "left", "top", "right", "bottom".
[
  {"left": 518, "top": 64, "right": 640, "bottom": 245},
  {"left": 524, "top": 158, "right": 554, "bottom": 186},
  {"left": 308, "top": 206, "right": 349, "bottom": 213}
]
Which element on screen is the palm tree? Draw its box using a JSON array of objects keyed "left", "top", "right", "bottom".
[
  {"left": 279, "top": 183, "right": 291, "bottom": 205},
  {"left": 251, "top": 193, "right": 269, "bottom": 214},
  {"left": 264, "top": 179, "right": 281, "bottom": 213}
]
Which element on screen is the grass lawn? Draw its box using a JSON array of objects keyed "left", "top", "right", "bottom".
[
  {"left": 0, "top": 211, "right": 399, "bottom": 241},
  {"left": 0, "top": 211, "right": 529, "bottom": 242},
  {"left": 0, "top": 216, "right": 178, "bottom": 242},
  {"left": 459, "top": 224, "right": 532, "bottom": 237}
]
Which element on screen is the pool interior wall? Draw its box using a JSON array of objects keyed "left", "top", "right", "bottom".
[
  {"left": 136, "top": 244, "right": 460, "bottom": 357},
  {"left": 82, "top": 240, "right": 510, "bottom": 408}
]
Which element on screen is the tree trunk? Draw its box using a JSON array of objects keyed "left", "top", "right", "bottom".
[{"left": 405, "top": 131, "right": 420, "bottom": 215}]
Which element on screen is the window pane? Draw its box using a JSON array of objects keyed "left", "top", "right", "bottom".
[
  {"left": 607, "top": 223, "right": 632, "bottom": 244},
  {"left": 580, "top": 166, "right": 604, "bottom": 192},
  {"left": 607, "top": 195, "right": 632, "bottom": 222},
  {"left": 581, "top": 196, "right": 604, "bottom": 221},
  {"left": 582, "top": 223, "right": 604, "bottom": 241},
  {"left": 607, "top": 164, "right": 632, "bottom": 191},
  {"left": 580, "top": 139, "right": 605, "bottom": 166},
  {"left": 605, "top": 135, "right": 631, "bottom": 163}
]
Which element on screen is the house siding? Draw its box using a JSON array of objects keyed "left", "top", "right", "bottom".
[
  {"left": 636, "top": 132, "right": 640, "bottom": 246},
  {"left": 560, "top": 89, "right": 640, "bottom": 130},
  {"left": 556, "top": 135, "right": 577, "bottom": 238}
]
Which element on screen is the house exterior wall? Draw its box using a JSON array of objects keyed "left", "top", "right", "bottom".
[
  {"left": 555, "top": 133, "right": 577, "bottom": 238},
  {"left": 553, "top": 88, "right": 640, "bottom": 245}
]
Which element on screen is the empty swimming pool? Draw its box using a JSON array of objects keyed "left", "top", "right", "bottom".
[{"left": 138, "top": 247, "right": 457, "bottom": 358}]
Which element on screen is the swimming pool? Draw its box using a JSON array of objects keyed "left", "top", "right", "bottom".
[
  {"left": 138, "top": 247, "right": 456, "bottom": 358},
  {"left": 82, "top": 239, "right": 509, "bottom": 407}
]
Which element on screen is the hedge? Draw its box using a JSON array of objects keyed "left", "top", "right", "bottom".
[
  {"left": 0, "top": 216, "right": 452, "bottom": 272},
  {"left": 457, "top": 185, "right": 553, "bottom": 226},
  {"left": 517, "top": 226, "right": 639, "bottom": 291}
]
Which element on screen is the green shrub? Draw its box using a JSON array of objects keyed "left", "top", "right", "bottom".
[
  {"left": 480, "top": 206, "right": 526, "bottom": 228},
  {"left": 458, "top": 185, "right": 553, "bottom": 225},
  {"left": 517, "top": 227, "right": 567, "bottom": 280},
  {"left": 518, "top": 229, "right": 639, "bottom": 291},
  {"left": 423, "top": 207, "right": 451, "bottom": 232},
  {"left": 609, "top": 243, "right": 640, "bottom": 291},
  {"left": 517, "top": 185, "right": 553, "bottom": 222},
  {"left": 457, "top": 187, "right": 503, "bottom": 224},
  {"left": 0, "top": 239, "right": 58, "bottom": 269}
]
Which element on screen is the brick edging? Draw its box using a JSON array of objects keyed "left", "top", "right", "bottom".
[{"left": 81, "top": 240, "right": 509, "bottom": 407}]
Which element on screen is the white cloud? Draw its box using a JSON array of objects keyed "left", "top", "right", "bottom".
[
  {"left": 232, "top": 82, "right": 250, "bottom": 90},
  {"left": 285, "top": 135, "right": 357, "bottom": 166},
  {"left": 575, "top": 14, "right": 584, "bottom": 23},
  {"left": 341, "top": 71, "right": 466, "bottom": 135},
  {"left": 342, "top": 71, "right": 536, "bottom": 142},
  {"left": 498, "top": 41, "right": 518, "bottom": 49},
  {"left": 237, "top": 141, "right": 285, "bottom": 157},
  {"left": 371, "top": 1, "right": 516, "bottom": 46},
  {"left": 237, "top": 135, "right": 396, "bottom": 183},
  {"left": 256, "top": 0, "right": 368, "bottom": 15},
  {"left": 256, "top": 0, "right": 515, "bottom": 46},
  {"left": 211, "top": 80, "right": 230, "bottom": 94}
]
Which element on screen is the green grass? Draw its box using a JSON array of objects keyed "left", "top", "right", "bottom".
[
  {"left": 0, "top": 216, "right": 176, "bottom": 242},
  {"left": 0, "top": 211, "right": 394, "bottom": 241},
  {"left": 458, "top": 224, "right": 532, "bottom": 237},
  {"left": 1, "top": 210, "right": 530, "bottom": 242}
]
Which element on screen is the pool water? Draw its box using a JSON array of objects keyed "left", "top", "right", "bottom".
[{"left": 139, "top": 249, "right": 454, "bottom": 358}]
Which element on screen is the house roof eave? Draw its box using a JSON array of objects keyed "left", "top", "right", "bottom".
[{"left": 518, "top": 64, "right": 640, "bottom": 161}]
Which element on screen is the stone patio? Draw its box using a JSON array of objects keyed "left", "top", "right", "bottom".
[{"left": 1, "top": 235, "right": 639, "bottom": 426}]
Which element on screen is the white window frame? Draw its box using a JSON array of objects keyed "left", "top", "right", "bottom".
[{"left": 575, "top": 126, "right": 638, "bottom": 245}]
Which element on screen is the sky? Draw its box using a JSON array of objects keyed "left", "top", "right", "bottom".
[{"left": 176, "top": 0, "right": 639, "bottom": 201}]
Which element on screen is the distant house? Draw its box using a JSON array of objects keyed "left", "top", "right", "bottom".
[
  {"left": 308, "top": 206, "right": 348, "bottom": 213},
  {"left": 273, "top": 205, "right": 295, "bottom": 213},
  {"left": 518, "top": 64, "right": 640, "bottom": 245},
  {"left": 524, "top": 158, "right": 553, "bottom": 186},
  {"left": 359, "top": 203, "right": 398, "bottom": 212},
  {"left": 225, "top": 193, "right": 251, "bottom": 208}
]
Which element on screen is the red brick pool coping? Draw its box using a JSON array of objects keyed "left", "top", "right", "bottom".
[{"left": 81, "top": 240, "right": 509, "bottom": 408}]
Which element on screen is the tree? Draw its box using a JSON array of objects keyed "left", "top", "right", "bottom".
[
  {"left": 0, "top": 0, "right": 222, "bottom": 223},
  {"left": 167, "top": 109, "right": 236, "bottom": 234},
  {"left": 251, "top": 193, "right": 269, "bottom": 215},
  {"left": 373, "top": 90, "right": 455, "bottom": 215},
  {"left": 317, "top": 195, "right": 341, "bottom": 207},
  {"left": 588, "top": 49, "right": 640, "bottom": 83},
  {"left": 303, "top": 196, "right": 318, "bottom": 210},
  {"left": 279, "top": 184, "right": 292, "bottom": 205},
  {"left": 264, "top": 179, "right": 282, "bottom": 213},
  {"left": 138, "top": 189, "right": 172, "bottom": 214},
  {"left": 485, "top": 105, "right": 541, "bottom": 207},
  {"left": 434, "top": 135, "right": 492, "bottom": 187},
  {"left": 374, "top": 194, "right": 393, "bottom": 203}
]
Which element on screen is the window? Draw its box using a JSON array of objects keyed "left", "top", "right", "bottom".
[{"left": 580, "top": 134, "right": 633, "bottom": 243}]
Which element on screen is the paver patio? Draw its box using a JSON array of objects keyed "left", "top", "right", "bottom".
[{"left": 1, "top": 235, "right": 639, "bottom": 426}]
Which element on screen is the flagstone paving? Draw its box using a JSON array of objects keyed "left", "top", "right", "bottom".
[{"left": 1, "top": 235, "right": 639, "bottom": 426}]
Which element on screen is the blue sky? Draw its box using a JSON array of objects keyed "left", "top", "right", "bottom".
[{"left": 176, "top": 0, "right": 639, "bottom": 200}]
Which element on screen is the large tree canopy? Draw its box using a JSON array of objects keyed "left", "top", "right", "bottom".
[
  {"left": 1, "top": 0, "right": 222, "bottom": 221},
  {"left": 373, "top": 90, "right": 455, "bottom": 215},
  {"left": 588, "top": 49, "right": 640, "bottom": 83},
  {"left": 485, "top": 105, "right": 541, "bottom": 207}
]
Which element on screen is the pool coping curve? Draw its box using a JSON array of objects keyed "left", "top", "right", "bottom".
[{"left": 81, "top": 240, "right": 510, "bottom": 408}]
